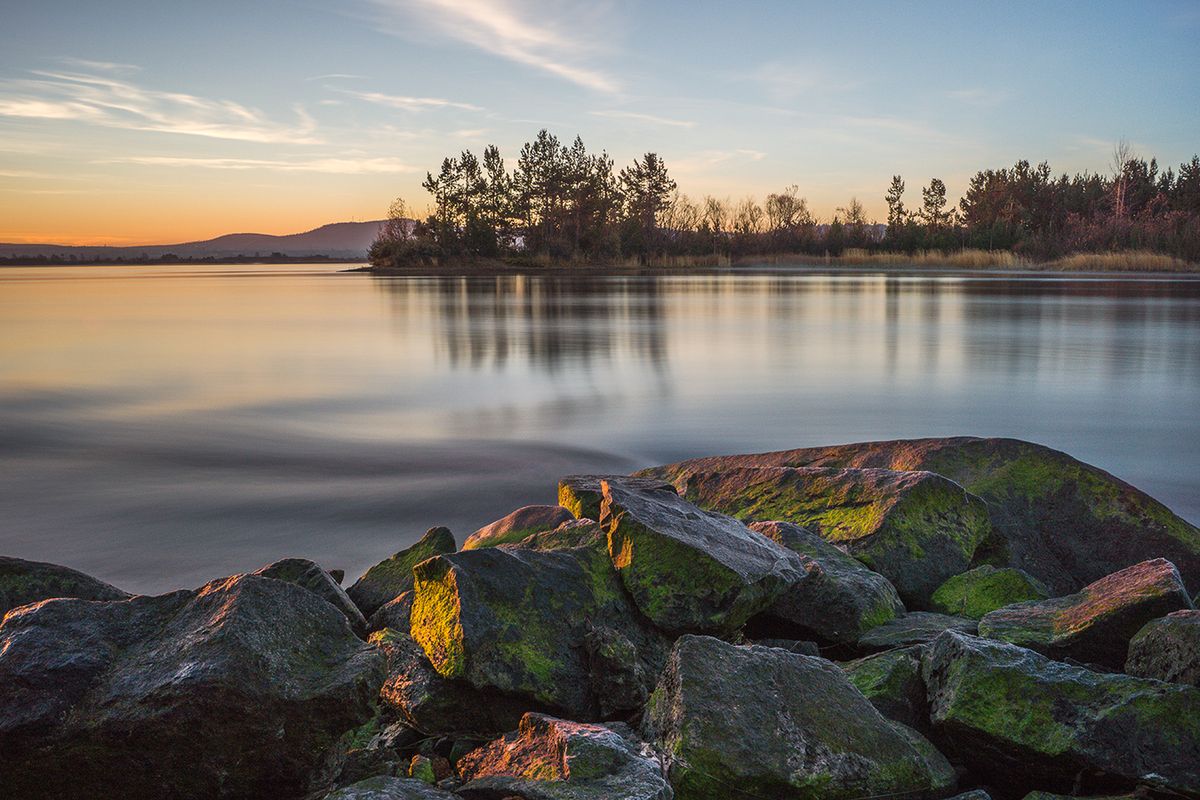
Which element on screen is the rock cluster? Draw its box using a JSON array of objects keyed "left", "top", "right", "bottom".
[{"left": 1, "top": 436, "right": 1198, "bottom": 800}]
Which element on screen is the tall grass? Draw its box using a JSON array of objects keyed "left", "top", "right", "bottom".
[
  {"left": 739, "top": 249, "right": 1029, "bottom": 268},
  {"left": 1048, "top": 251, "right": 1196, "bottom": 272}
]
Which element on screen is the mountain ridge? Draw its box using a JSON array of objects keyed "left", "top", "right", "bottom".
[{"left": 0, "top": 220, "right": 388, "bottom": 259}]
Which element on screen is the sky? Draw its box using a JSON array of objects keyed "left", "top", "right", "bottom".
[{"left": 1, "top": 0, "right": 1197, "bottom": 245}]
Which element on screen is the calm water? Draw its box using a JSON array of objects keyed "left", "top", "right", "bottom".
[{"left": 3, "top": 263, "right": 1199, "bottom": 594}]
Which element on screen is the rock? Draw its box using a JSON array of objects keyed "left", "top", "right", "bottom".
[
  {"left": 753, "top": 637, "right": 821, "bottom": 656},
  {"left": 254, "top": 556, "right": 368, "bottom": 635},
  {"left": 948, "top": 793, "right": 993, "bottom": 800},
  {"left": 646, "top": 634, "right": 955, "bottom": 800},
  {"left": 1125, "top": 609, "right": 1200, "bottom": 685},
  {"left": 336, "top": 719, "right": 423, "bottom": 787},
  {"left": 1021, "top": 794, "right": 1139, "bottom": 800},
  {"left": 923, "top": 630, "right": 1200, "bottom": 797},
  {"left": 520, "top": 518, "right": 608, "bottom": 551},
  {"left": 462, "top": 505, "right": 576, "bottom": 550},
  {"left": 410, "top": 544, "right": 666, "bottom": 719},
  {"left": 456, "top": 712, "right": 672, "bottom": 800},
  {"left": 640, "top": 437, "right": 1200, "bottom": 595},
  {"left": 409, "top": 753, "right": 451, "bottom": 784},
  {"left": 369, "top": 590, "right": 414, "bottom": 634},
  {"left": 929, "top": 565, "right": 1050, "bottom": 619},
  {"left": 0, "top": 573, "right": 385, "bottom": 799},
  {"left": 349, "top": 527, "right": 457, "bottom": 617},
  {"left": 0, "top": 555, "right": 128, "bottom": 618},
  {"left": 749, "top": 520, "right": 905, "bottom": 644},
  {"left": 600, "top": 481, "right": 804, "bottom": 634},
  {"left": 375, "top": 628, "right": 532, "bottom": 737},
  {"left": 558, "top": 474, "right": 677, "bottom": 521},
  {"left": 330, "top": 568, "right": 346, "bottom": 584},
  {"left": 324, "top": 775, "right": 461, "bottom": 799},
  {"left": 662, "top": 465, "right": 991, "bottom": 607},
  {"left": 858, "top": 611, "right": 978, "bottom": 652},
  {"left": 842, "top": 645, "right": 929, "bottom": 732},
  {"left": 978, "top": 559, "right": 1194, "bottom": 669}
]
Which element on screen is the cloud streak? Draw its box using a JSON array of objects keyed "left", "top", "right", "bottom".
[
  {"left": 105, "top": 155, "right": 417, "bottom": 174},
  {"left": 371, "top": 0, "right": 618, "bottom": 93},
  {"left": 589, "top": 110, "right": 695, "bottom": 128},
  {"left": 0, "top": 70, "right": 320, "bottom": 144},
  {"left": 342, "top": 89, "right": 482, "bottom": 112}
]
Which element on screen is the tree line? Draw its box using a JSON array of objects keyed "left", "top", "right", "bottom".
[{"left": 369, "top": 131, "right": 1200, "bottom": 267}]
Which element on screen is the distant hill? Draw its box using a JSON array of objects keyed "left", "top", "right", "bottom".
[{"left": 0, "top": 220, "right": 388, "bottom": 260}]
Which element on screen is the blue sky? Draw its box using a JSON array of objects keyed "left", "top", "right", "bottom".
[{"left": 1, "top": 0, "right": 1197, "bottom": 243}]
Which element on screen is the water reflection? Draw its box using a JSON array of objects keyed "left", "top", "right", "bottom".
[{"left": 1, "top": 265, "right": 1198, "bottom": 594}]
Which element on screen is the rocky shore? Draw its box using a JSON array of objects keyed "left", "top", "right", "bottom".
[{"left": 2, "top": 436, "right": 1199, "bottom": 800}]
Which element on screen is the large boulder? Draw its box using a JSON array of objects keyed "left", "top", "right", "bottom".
[
  {"left": 662, "top": 466, "right": 990, "bottom": 607},
  {"left": 462, "top": 505, "right": 576, "bottom": 550},
  {"left": 1125, "top": 609, "right": 1200, "bottom": 686},
  {"left": 0, "top": 573, "right": 385, "bottom": 799},
  {"left": 348, "top": 527, "right": 457, "bottom": 617},
  {"left": 749, "top": 520, "right": 904, "bottom": 644},
  {"left": 978, "top": 558, "right": 1194, "bottom": 669},
  {"left": 857, "top": 611, "right": 978, "bottom": 652},
  {"left": 929, "top": 565, "right": 1050, "bottom": 619},
  {"left": 600, "top": 481, "right": 804, "bottom": 634},
  {"left": 0, "top": 555, "right": 128, "bottom": 618},
  {"left": 410, "top": 544, "right": 666, "bottom": 719},
  {"left": 324, "top": 775, "right": 461, "bottom": 799},
  {"left": 923, "top": 630, "right": 1200, "bottom": 797},
  {"left": 456, "top": 713, "right": 672, "bottom": 800},
  {"left": 558, "top": 474, "right": 677, "bottom": 521},
  {"left": 645, "top": 635, "right": 955, "bottom": 800},
  {"left": 842, "top": 645, "right": 929, "bottom": 732},
  {"left": 368, "top": 590, "right": 414, "bottom": 634},
  {"left": 255, "top": 556, "right": 368, "bottom": 635},
  {"left": 640, "top": 437, "right": 1200, "bottom": 595},
  {"left": 375, "top": 628, "right": 533, "bottom": 737}
]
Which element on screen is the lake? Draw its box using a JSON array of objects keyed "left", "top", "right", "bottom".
[{"left": 2, "top": 263, "right": 1199, "bottom": 594}]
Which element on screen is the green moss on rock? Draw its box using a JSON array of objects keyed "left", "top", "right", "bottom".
[
  {"left": 930, "top": 566, "right": 1050, "bottom": 619},
  {"left": 347, "top": 527, "right": 457, "bottom": 618}
]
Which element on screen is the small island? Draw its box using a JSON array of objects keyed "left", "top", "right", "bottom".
[
  {"left": 367, "top": 132, "right": 1200, "bottom": 274},
  {"left": 3, "top": 436, "right": 1199, "bottom": 799}
]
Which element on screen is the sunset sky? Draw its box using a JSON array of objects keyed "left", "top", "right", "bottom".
[{"left": 2, "top": 0, "right": 1197, "bottom": 245}]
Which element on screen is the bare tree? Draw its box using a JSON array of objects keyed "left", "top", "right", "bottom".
[{"left": 1110, "top": 138, "right": 1136, "bottom": 218}]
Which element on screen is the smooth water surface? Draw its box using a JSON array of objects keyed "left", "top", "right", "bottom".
[{"left": 3, "top": 263, "right": 1199, "bottom": 593}]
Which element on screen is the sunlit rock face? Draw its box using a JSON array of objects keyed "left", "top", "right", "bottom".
[
  {"left": 978, "top": 558, "right": 1194, "bottom": 669},
  {"left": 0, "top": 574, "right": 384, "bottom": 800},
  {"left": 456, "top": 713, "right": 672, "bottom": 800},
  {"left": 923, "top": 631, "right": 1200, "bottom": 798},
  {"left": 347, "top": 527, "right": 457, "bottom": 618},
  {"left": 639, "top": 436, "right": 1200, "bottom": 596},
  {"left": 461, "top": 504, "right": 575, "bottom": 550},
  {"left": 661, "top": 465, "right": 990, "bottom": 607}
]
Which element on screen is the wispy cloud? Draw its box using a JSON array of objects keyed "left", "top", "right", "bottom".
[
  {"left": 342, "top": 89, "right": 482, "bottom": 112},
  {"left": 370, "top": 0, "right": 618, "bottom": 93},
  {"left": 589, "top": 110, "right": 695, "bottom": 129},
  {"left": 104, "top": 155, "right": 416, "bottom": 174},
  {"left": 945, "top": 87, "right": 1009, "bottom": 107},
  {"left": 59, "top": 57, "right": 141, "bottom": 73},
  {"left": 0, "top": 70, "right": 320, "bottom": 144},
  {"left": 747, "top": 60, "right": 862, "bottom": 103},
  {"left": 307, "top": 73, "right": 366, "bottom": 81},
  {"left": 672, "top": 149, "right": 767, "bottom": 173}
]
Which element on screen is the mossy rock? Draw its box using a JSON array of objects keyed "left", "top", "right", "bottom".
[
  {"left": 749, "top": 520, "right": 905, "bottom": 644},
  {"left": 0, "top": 556, "right": 128, "bottom": 619},
  {"left": 923, "top": 630, "right": 1200, "bottom": 797},
  {"left": 663, "top": 465, "right": 991, "bottom": 607},
  {"left": 639, "top": 436, "right": 1200, "bottom": 596},
  {"left": 254, "top": 556, "right": 367, "bottom": 635},
  {"left": 457, "top": 713, "right": 671, "bottom": 800},
  {"left": 600, "top": 480, "right": 804, "bottom": 634},
  {"left": 842, "top": 645, "right": 930, "bottom": 732},
  {"left": 409, "top": 545, "right": 666, "bottom": 719},
  {"left": 1124, "top": 609, "right": 1200, "bottom": 686},
  {"left": 646, "top": 635, "right": 955, "bottom": 800},
  {"left": 930, "top": 565, "right": 1050, "bottom": 619},
  {"left": 461, "top": 505, "right": 574, "bottom": 550},
  {"left": 857, "top": 611, "right": 978, "bottom": 653},
  {"left": 978, "top": 558, "right": 1194, "bottom": 669},
  {"left": 0, "top": 574, "right": 385, "bottom": 800},
  {"left": 558, "top": 474, "right": 677, "bottom": 521},
  {"left": 347, "top": 527, "right": 457, "bottom": 617},
  {"left": 323, "top": 775, "right": 461, "bottom": 799}
]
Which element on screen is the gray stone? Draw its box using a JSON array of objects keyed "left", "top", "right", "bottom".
[
  {"left": 348, "top": 527, "right": 457, "bottom": 617},
  {"left": 254, "top": 556, "right": 368, "bottom": 635}
]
